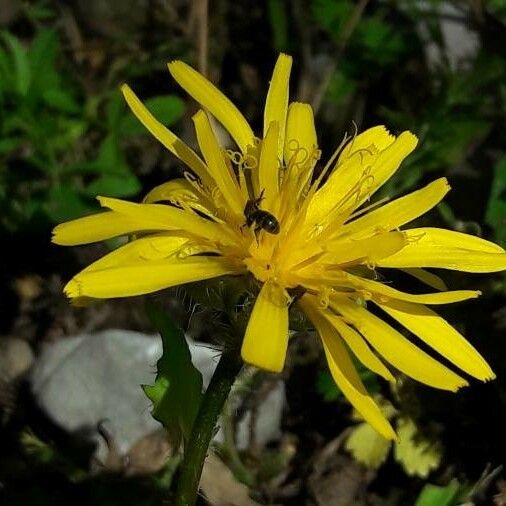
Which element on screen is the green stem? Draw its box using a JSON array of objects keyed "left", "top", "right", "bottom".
[{"left": 174, "top": 348, "right": 243, "bottom": 506}]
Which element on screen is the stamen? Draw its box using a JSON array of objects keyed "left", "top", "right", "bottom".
[
  {"left": 226, "top": 149, "right": 242, "bottom": 165},
  {"left": 312, "top": 132, "right": 351, "bottom": 191},
  {"left": 183, "top": 171, "right": 210, "bottom": 198},
  {"left": 286, "top": 139, "right": 310, "bottom": 167},
  {"left": 225, "top": 148, "right": 259, "bottom": 200},
  {"left": 350, "top": 146, "right": 375, "bottom": 165},
  {"left": 242, "top": 153, "right": 258, "bottom": 170},
  {"left": 210, "top": 186, "right": 222, "bottom": 202},
  {"left": 319, "top": 168, "right": 376, "bottom": 228}
]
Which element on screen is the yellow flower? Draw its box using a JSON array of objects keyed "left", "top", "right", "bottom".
[{"left": 53, "top": 54, "right": 506, "bottom": 439}]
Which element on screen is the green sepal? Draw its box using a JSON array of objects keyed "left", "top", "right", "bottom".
[{"left": 143, "top": 303, "right": 203, "bottom": 443}]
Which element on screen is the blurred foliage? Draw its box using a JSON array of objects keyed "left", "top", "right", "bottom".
[
  {"left": 0, "top": 26, "right": 184, "bottom": 230},
  {"left": 487, "top": 157, "right": 506, "bottom": 246}
]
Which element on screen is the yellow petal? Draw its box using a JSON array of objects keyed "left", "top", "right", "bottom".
[
  {"left": 193, "top": 111, "right": 244, "bottom": 216},
  {"left": 283, "top": 102, "right": 317, "bottom": 170},
  {"left": 346, "top": 273, "right": 480, "bottom": 304},
  {"left": 331, "top": 297, "right": 468, "bottom": 391},
  {"left": 241, "top": 281, "right": 289, "bottom": 373},
  {"left": 80, "top": 235, "right": 188, "bottom": 273},
  {"left": 97, "top": 195, "right": 229, "bottom": 243},
  {"left": 52, "top": 211, "right": 161, "bottom": 246},
  {"left": 375, "top": 298, "right": 495, "bottom": 381},
  {"left": 400, "top": 268, "right": 448, "bottom": 291},
  {"left": 322, "top": 312, "right": 394, "bottom": 382},
  {"left": 65, "top": 256, "right": 240, "bottom": 299},
  {"left": 338, "top": 125, "right": 396, "bottom": 162},
  {"left": 121, "top": 84, "right": 213, "bottom": 188},
  {"left": 377, "top": 228, "right": 506, "bottom": 272},
  {"left": 339, "top": 178, "right": 450, "bottom": 240},
  {"left": 325, "top": 231, "right": 406, "bottom": 265},
  {"left": 360, "top": 131, "right": 418, "bottom": 201},
  {"left": 168, "top": 61, "right": 254, "bottom": 153},
  {"left": 258, "top": 121, "right": 280, "bottom": 212},
  {"left": 264, "top": 53, "right": 292, "bottom": 159},
  {"left": 307, "top": 130, "right": 418, "bottom": 227},
  {"left": 300, "top": 296, "right": 396, "bottom": 439},
  {"left": 143, "top": 178, "right": 218, "bottom": 219}
]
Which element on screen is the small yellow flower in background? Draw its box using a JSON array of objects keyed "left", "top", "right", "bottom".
[{"left": 53, "top": 54, "right": 506, "bottom": 440}]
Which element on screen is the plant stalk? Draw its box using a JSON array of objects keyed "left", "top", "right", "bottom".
[{"left": 174, "top": 347, "right": 243, "bottom": 506}]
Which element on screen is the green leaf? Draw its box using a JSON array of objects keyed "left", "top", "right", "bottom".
[
  {"left": 316, "top": 370, "right": 342, "bottom": 401},
  {"left": 268, "top": 0, "right": 289, "bottom": 51},
  {"left": 311, "top": 0, "right": 353, "bottom": 36},
  {"left": 62, "top": 134, "right": 127, "bottom": 175},
  {"left": 120, "top": 95, "right": 185, "bottom": 136},
  {"left": 0, "top": 45, "right": 13, "bottom": 96},
  {"left": 0, "top": 137, "right": 22, "bottom": 154},
  {"left": 42, "top": 89, "right": 80, "bottom": 114},
  {"left": 70, "top": 134, "right": 126, "bottom": 175},
  {"left": 415, "top": 481, "right": 462, "bottom": 506},
  {"left": 1, "top": 31, "right": 31, "bottom": 96},
  {"left": 85, "top": 173, "right": 141, "bottom": 198},
  {"left": 106, "top": 92, "right": 126, "bottom": 131},
  {"left": 143, "top": 303, "right": 203, "bottom": 442},
  {"left": 355, "top": 16, "right": 407, "bottom": 64},
  {"left": 43, "top": 184, "right": 95, "bottom": 223},
  {"left": 97, "top": 134, "right": 122, "bottom": 168},
  {"left": 28, "top": 29, "right": 59, "bottom": 98},
  {"left": 326, "top": 70, "right": 356, "bottom": 106},
  {"left": 486, "top": 157, "right": 506, "bottom": 247}
]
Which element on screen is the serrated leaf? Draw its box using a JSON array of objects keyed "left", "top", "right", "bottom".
[
  {"left": 120, "top": 95, "right": 185, "bottom": 136},
  {"left": 486, "top": 157, "right": 506, "bottom": 246},
  {"left": 345, "top": 421, "right": 392, "bottom": 469},
  {"left": 144, "top": 304, "right": 203, "bottom": 442},
  {"left": 415, "top": 481, "right": 462, "bottom": 506},
  {"left": 394, "top": 417, "right": 441, "bottom": 478}
]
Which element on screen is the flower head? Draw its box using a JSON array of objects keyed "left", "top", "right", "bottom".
[{"left": 53, "top": 54, "right": 506, "bottom": 439}]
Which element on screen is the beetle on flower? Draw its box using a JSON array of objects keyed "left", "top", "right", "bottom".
[{"left": 53, "top": 54, "right": 506, "bottom": 439}]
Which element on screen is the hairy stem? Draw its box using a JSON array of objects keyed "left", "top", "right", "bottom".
[{"left": 174, "top": 348, "right": 243, "bottom": 506}]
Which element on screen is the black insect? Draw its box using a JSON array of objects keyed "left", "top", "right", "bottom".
[{"left": 243, "top": 190, "right": 280, "bottom": 235}]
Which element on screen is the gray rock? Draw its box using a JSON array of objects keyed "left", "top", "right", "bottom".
[
  {"left": 30, "top": 329, "right": 284, "bottom": 460},
  {"left": 31, "top": 330, "right": 162, "bottom": 460},
  {"left": 413, "top": 1, "right": 479, "bottom": 70}
]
